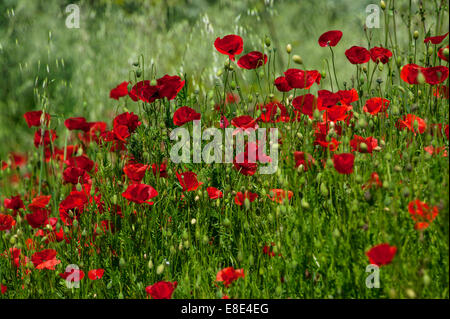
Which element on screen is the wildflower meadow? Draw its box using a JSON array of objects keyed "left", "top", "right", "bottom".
[{"left": 0, "top": 0, "right": 449, "bottom": 302}]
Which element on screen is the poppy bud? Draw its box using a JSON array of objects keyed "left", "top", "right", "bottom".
[
  {"left": 223, "top": 217, "right": 231, "bottom": 227},
  {"left": 443, "top": 48, "right": 449, "bottom": 59},
  {"left": 396, "top": 56, "right": 402, "bottom": 67},
  {"left": 72, "top": 219, "right": 78, "bottom": 229},
  {"left": 402, "top": 187, "right": 410, "bottom": 198},
  {"left": 423, "top": 273, "right": 431, "bottom": 286},
  {"left": 321, "top": 71, "right": 326, "bottom": 79},
  {"left": 377, "top": 62, "right": 384, "bottom": 71},
  {"left": 132, "top": 61, "right": 139, "bottom": 67},
  {"left": 413, "top": 30, "right": 419, "bottom": 39},
  {"left": 355, "top": 174, "right": 363, "bottom": 183},
  {"left": 286, "top": 44, "right": 292, "bottom": 54},
  {"left": 202, "top": 235, "right": 209, "bottom": 245},
  {"left": 150, "top": 79, "right": 157, "bottom": 86},
  {"left": 191, "top": 218, "right": 197, "bottom": 225},
  {"left": 362, "top": 65, "right": 367, "bottom": 73},
  {"left": 313, "top": 109, "right": 321, "bottom": 121},
  {"left": 248, "top": 94, "right": 253, "bottom": 103},
  {"left": 320, "top": 183, "right": 329, "bottom": 197},
  {"left": 230, "top": 80, "right": 236, "bottom": 90},
  {"left": 265, "top": 36, "right": 271, "bottom": 47},
  {"left": 301, "top": 198, "right": 310, "bottom": 210},
  {"left": 119, "top": 257, "right": 126, "bottom": 268},
  {"left": 405, "top": 289, "right": 416, "bottom": 298},
  {"left": 359, "top": 142, "right": 368, "bottom": 152},
  {"left": 156, "top": 263, "right": 164, "bottom": 274},
  {"left": 326, "top": 158, "right": 334, "bottom": 168},
  {"left": 136, "top": 70, "right": 142, "bottom": 78},
  {"left": 244, "top": 198, "right": 251, "bottom": 210},
  {"left": 112, "top": 194, "right": 117, "bottom": 205},
  {"left": 216, "top": 69, "right": 223, "bottom": 77},
  {"left": 380, "top": 0, "right": 386, "bottom": 10},
  {"left": 292, "top": 55, "right": 303, "bottom": 64},
  {"left": 248, "top": 254, "right": 254, "bottom": 266}
]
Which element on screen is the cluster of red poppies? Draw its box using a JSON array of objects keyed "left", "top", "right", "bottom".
[{"left": 0, "top": 26, "right": 448, "bottom": 297}]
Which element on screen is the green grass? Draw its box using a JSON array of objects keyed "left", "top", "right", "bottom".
[{"left": 0, "top": 0, "right": 449, "bottom": 299}]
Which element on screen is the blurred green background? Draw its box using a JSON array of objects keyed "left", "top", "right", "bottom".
[{"left": 0, "top": 0, "right": 446, "bottom": 157}]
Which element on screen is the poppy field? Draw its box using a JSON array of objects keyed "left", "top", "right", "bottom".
[{"left": 0, "top": 0, "right": 449, "bottom": 300}]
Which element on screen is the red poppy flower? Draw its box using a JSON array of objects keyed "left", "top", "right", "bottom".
[
  {"left": 29, "top": 195, "right": 51, "bottom": 211},
  {"left": 122, "top": 183, "right": 158, "bottom": 205},
  {"left": 145, "top": 281, "right": 177, "bottom": 299},
  {"left": 396, "top": 114, "right": 427, "bottom": 135},
  {"left": 123, "top": 163, "right": 149, "bottom": 183},
  {"left": 65, "top": 155, "right": 94, "bottom": 172},
  {"left": 323, "top": 104, "right": 350, "bottom": 122},
  {"left": 369, "top": 46, "right": 392, "bottom": 64},
  {"left": 59, "top": 191, "right": 88, "bottom": 225},
  {"left": 234, "top": 191, "right": 258, "bottom": 206},
  {"left": 421, "top": 66, "right": 449, "bottom": 85},
  {"left": 317, "top": 90, "right": 340, "bottom": 109},
  {"left": 400, "top": 63, "right": 422, "bottom": 84},
  {"left": 258, "top": 102, "right": 289, "bottom": 123},
  {"left": 214, "top": 35, "right": 243, "bottom": 61},
  {"left": 157, "top": 75, "right": 185, "bottom": 101},
  {"left": 350, "top": 135, "right": 378, "bottom": 154},
  {"left": 88, "top": 269, "right": 105, "bottom": 280},
  {"left": 314, "top": 123, "right": 342, "bottom": 151},
  {"left": 216, "top": 267, "right": 245, "bottom": 287},
  {"left": 363, "top": 97, "right": 390, "bottom": 115},
  {"left": 112, "top": 125, "right": 130, "bottom": 142},
  {"left": 4, "top": 195, "right": 25, "bottom": 212},
  {"left": 24, "top": 110, "right": 50, "bottom": 128},
  {"left": 294, "top": 151, "right": 315, "bottom": 171},
  {"left": 113, "top": 112, "right": 141, "bottom": 134},
  {"left": 424, "top": 145, "right": 447, "bottom": 157},
  {"left": 362, "top": 172, "right": 383, "bottom": 190},
  {"left": 226, "top": 93, "right": 240, "bottom": 104},
  {"left": 128, "top": 80, "right": 159, "bottom": 103},
  {"left": 333, "top": 153, "right": 355, "bottom": 174},
  {"left": 34, "top": 129, "right": 57, "bottom": 148},
  {"left": 31, "top": 249, "right": 61, "bottom": 270},
  {"left": 60, "top": 268, "right": 85, "bottom": 282},
  {"left": 25, "top": 209, "right": 49, "bottom": 229},
  {"left": 1, "top": 284, "right": 6, "bottom": 295},
  {"left": 408, "top": 199, "right": 439, "bottom": 230},
  {"left": 274, "top": 76, "right": 292, "bottom": 92},
  {"left": 337, "top": 88, "right": 359, "bottom": 104},
  {"left": 292, "top": 94, "right": 318, "bottom": 118},
  {"left": 176, "top": 171, "right": 203, "bottom": 192},
  {"left": 220, "top": 115, "right": 230, "bottom": 129},
  {"left": 318, "top": 30, "right": 343, "bottom": 47},
  {"left": 64, "top": 117, "right": 91, "bottom": 132},
  {"left": 366, "top": 244, "right": 397, "bottom": 266},
  {"left": 433, "top": 85, "right": 449, "bottom": 99},
  {"left": 237, "top": 51, "right": 267, "bottom": 69},
  {"left": 110, "top": 81, "right": 129, "bottom": 100},
  {"left": 345, "top": 46, "right": 370, "bottom": 64},
  {"left": 424, "top": 32, "right": 449, "bottom": 44},
  {"left": 63, "top": 166, "right": 90, "bottom": 185},
  {"left": 267, "top": 189, "right": 293, "bottom": 203},
  {"left": 206, "top": 187, "right": 223, "bottom": 199},
  {"left": 173, "top": 106, "right": 201, "bottom": 126},
  {"left": 438, "top": 45, "right": 449, "bottom": 62},
  {"left": 0, "top": 214, "right": 16, "bottom": 231},
  {"left": 233, "top": 152, "right": 259, "bottom": 176},
  {"left": 284, "top": 69, "right": 321, "bottom": 89},
  {"left": 152, "top": 162, "right": 168, "bottom": 178},
  {"left": 231, "top": 115, "right": 258, "bottom": 130}
]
